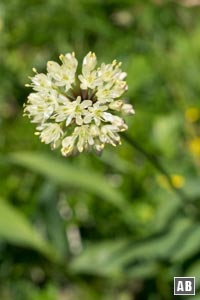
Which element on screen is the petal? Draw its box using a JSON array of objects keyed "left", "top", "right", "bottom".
[
  {"left": 99, "top": 105, "right": 108, "bottom": 111},
  {"left": 76, "top": 114, "right": 83, "bottom": 125},
  {"left": 55, "top": 114, "right": 66, "bottom": 122},
  {"left": 94, "top": 117, "right": 101, "bottom": 126},
  {"left": 102, "top": 112, "right": 114, "bottom": 122},
  {"left": 59, "top": 53, "right": 78, "bottom": 71},
  {"left": 66, "top": 114, "right": 73, "bottom": 126},
  {"left": 82, "top": 52, "right": 97, "bottom": 75},
  {"left": 122, "top": 104, "right": 135, "bottom": 115},
  {"left": 81, "top": 100, "right": 92, "bottom": 109},
  {"left": 88, "top": 135, "right": 94, "bottom": 145},
  {"left": 77, "top": 138, "right": 84, "bottom": 152},
  {"left": 47, "top": 61, "right": 61, "bottom": 75},
  {"left": 76, "top": 96, "right": 82, "bottom": 105},
  {"left": 83, "top": 114, "right": 92, "bottom": 124},
  {"left": 62, "top": 135, "right": 74, "bottom": 147}
]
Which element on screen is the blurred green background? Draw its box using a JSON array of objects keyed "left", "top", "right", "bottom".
[{"left": 0, "top": 0, "right": 200, "bottom": 299}]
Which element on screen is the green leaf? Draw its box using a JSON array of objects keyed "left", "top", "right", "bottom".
[
  {"left": 7, "top": 151, "right": 127, "bottom": 210},
  {"left": 0, "top": 199, "right": 58, "bottom": 261},
  {"left": 38, "top": 182, "right": 68, "bottom": 257},
  {"left": 109, "top": 218, "right": 193, "bottom": 268},
  {"left": 70, "top": 239, "right": 127, "bottom": 276},
  {"left": 171, "top": 225, "right": 200, "bottom": 262},
  {"left": 70, "top": 218, "right": 193, "bottom": 276},
  {"left": 153, "top": 192, "right": 181, "bottom": 232},
  {"left": 125, "top": 262, "right": 159, "bottom": 279},
  {"left": 183, "top": 177, "right": 200, "bottom": 199}
]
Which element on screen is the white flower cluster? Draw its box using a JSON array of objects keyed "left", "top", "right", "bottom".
[{"left": 24, "top": 52, "right": 134, "bottom": 156}]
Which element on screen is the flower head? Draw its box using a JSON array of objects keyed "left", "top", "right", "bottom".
[{"left": 24, "top": 51, "right": 134, "bottom": 156}]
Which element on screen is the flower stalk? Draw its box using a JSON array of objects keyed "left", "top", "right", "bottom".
[{"left": 123, "top": 132, "right": 188, "bottom": 202}]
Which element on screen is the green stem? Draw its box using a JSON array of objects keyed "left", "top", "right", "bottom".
[{"left": 122, "top": 132, "right": 188, "bottom": 202}]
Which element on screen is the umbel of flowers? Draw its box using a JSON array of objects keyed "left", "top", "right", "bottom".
[{"left": 24, "top": 52, "right": 134, "bottom": 156}]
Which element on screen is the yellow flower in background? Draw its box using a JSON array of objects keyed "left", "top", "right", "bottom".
[
  {"left": 157, "top": 174, "right": 185, "bottom": 190},
  {"left": 189, "top": 137, "right": 200, "bottom": 156},
  {"left": 171, "top": 175, "right": 185, "bottom": 189},
  {"left": 185, "top": 107, "right": 200, "bottom": 123},
  {"left": 24, "top": 52, "right": 134, "bottom": 156}
]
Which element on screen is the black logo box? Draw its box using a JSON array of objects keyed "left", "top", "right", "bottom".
[{"left": 174, "top": 277, "right": 195, "bottom": 296}]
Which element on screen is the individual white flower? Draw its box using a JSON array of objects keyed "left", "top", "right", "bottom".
[
  {"left": 24, "top": 51, "right": 134, "bottom": 156},
  {"left": 109, "top": 100, "right": 135, "bottom": 115},
  {"left": 61, "top": 135, "right": 76, "bottom": 157},
  {"left": 83, "top": 102, "right": 108, "bottom": 126},
  {"left": 109, "top": 100, "right": 123, "bottom": 111},
  {"left": 98, "top": 60, "right": 126, "bottom": 82},
  {"left": 100, "top": 125, "right": 121, "bottom": 146},
  {"left": 95, "top": 82, "right": 115, "bottom": 103},
  {"left": 79, "top": 70, "right": 99, "bottom": 90},
  {"left": 55, "top": 96, "right": 92, "bottom": 126},
  {"left": 47, "top": 53, "right": 78, "bottom": 91},
  {"left": 59, "top": 53, "right": 78, "bottom": 72},
  {"left": 121, "top": 103, "right": 135, "bottom": 115},
  {"left": 23, "top": 93, "right": 54, "bottom": 123},
  {"left": 74, "top": 125, "right": 95, "bottom": 152},
  {"left": 111, "top": 80, "right": 128, "bottom": 98},
  {"left": 82, "top": 52, "right": 97, "bottom": 75},
  {"left": 102, "top": 112, "right": 128, "bottom": 131},
  {"left": 78, "top": 52, "right": 100, "bottom": 90},
  {"left": 35, "top": 123, "right": 63, "bottom": 149},
  {"left": 61, "top": 125, "right": 94, "bottom": 156},
  {"left": 27, "top": 72, "right": 52, "bottom": 93}
]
